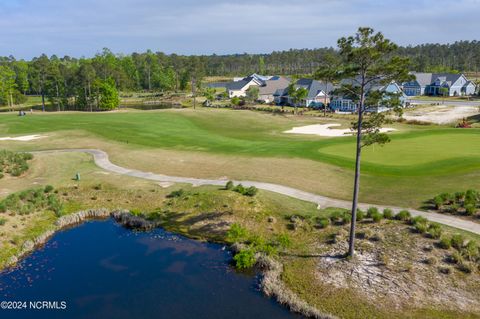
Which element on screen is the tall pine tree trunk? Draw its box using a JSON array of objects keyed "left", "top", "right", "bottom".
[{"left": 348, "top": 84, "right": 365, "bottom": 257}]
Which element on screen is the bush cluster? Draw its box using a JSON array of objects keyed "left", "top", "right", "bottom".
[
  {"left": 0, "top": 150, "right": 33, "bottom": 179},
  {"left": 0, "top": 185, "right": 63, "bottom": 217},
  {"left": 225, "top": 181, "right": 258, "bottom": 197},
  {"left": 226, "top": 223, "right": 292, "bottom": 269},
  {"left": 438, "top": 233, "right": 479, "bottom": 273},
  {"left": 431, "top": 189, "right": 479, "bottom": 217}
]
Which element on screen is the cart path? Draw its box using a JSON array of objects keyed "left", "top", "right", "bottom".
[{"left": 35, "top": 149, "right": 480, "bottom": 235}]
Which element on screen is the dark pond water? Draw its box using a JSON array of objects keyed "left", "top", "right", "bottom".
[{"left": 0, "top": 220, "right": 301, "bottom": 319}]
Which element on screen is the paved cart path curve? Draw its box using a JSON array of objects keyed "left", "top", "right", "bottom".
[{"left": 34, "top": 149, "right": 480, "bottom": 235}]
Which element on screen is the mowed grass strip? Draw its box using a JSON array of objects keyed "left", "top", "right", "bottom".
[{"left": 0, "top": 108, "right": 479, "bottom": 176}]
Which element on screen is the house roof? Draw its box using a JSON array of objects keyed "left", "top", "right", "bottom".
[
  {"left": 227, "top": 79, "right": 250, "bottom": 91},
  {"left": 227, "top": 76, "right": 264, "bottom": 91},
  {"left": 293, "top": 78, "right": 334, "bottom": 99},
  {"left": 334, "top": 78, "right": 406, "bottom": 98},
  {"left": 408, "top": 72, "right": 466, "bottom": 87},
  {"left": 258, "top": 77, "right": 290, "bottom": 96}
]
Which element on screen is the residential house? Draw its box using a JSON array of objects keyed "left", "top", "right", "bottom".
[
  {"left": 226, "top": 75, "right": 264, "bottom": 98},
  {"left": 219, "top": 73, "right": 276, "bottom": 98},
  {"left": 402, "top": 73, "right": 476, "bottom": 96},
  {"left": 275, "top": 78, "right": 333, "bottom": 107},
  {"left": 257, "top": 76, "right": 290, "bottom": 103},
  {"left": 330, "top": 81, "right": 407, "bottom": 113}
]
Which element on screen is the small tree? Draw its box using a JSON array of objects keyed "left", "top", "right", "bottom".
[
  {"left": 287, "top": 83, "right": 308, "bottom": 115},
  {"left": 246, "top": 86, "right": 259, "bottom": 103},
  {"left": 335, "top": 27, "right": 412, "bottom": 257},
  {"left": 439, "top": 87, "right": 449, "bottom": 104},
  {"left": 314, "top": 52, "right": 341, "bottom": 116},
  {"left": 203, "top": 87, "right": 216, "bottom": 106},
  {"left": 94, "top": 78, "right": 119, "bottom": 110}
]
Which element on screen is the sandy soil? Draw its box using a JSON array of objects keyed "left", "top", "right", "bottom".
[
  {"left": 284, "top": 124, "right": 396, "bottom": 137},
  {"left": 403, "top": 105, "right": 479, "bottom": 124},
  {"left": 0, "top": 134, "right": 46, "bottom": 141}
]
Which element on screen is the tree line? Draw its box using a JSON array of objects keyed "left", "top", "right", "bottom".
[{"left": 1, "top": 40, "right": 480, "bottom": 108}]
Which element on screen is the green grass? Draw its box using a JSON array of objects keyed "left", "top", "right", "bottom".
[
  {"left": 1, "top": 108, "right": 480, "bottom": 208},
  {"left": 0, "top": 109, "right": 478, "bottom": 177}
]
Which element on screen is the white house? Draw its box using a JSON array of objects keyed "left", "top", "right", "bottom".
[{"left": 402, "top": 73, "right": 476, "bottom": 96}]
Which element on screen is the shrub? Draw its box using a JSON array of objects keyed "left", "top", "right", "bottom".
[
  {"left": 414, "top": 222, "right": 428, "bottom": 234},
  {"left": 433, "top": 195, "right": 444, "bottom": 210},
  {"left": 395, "top": 210, "right": 411, "bottom": 221},
  {"left": 458, "top": 261, "right": 474, "bottom": 274},
  {"left": 427, "top": 223, "right": 443, "bottom": 239},
  {"left": 454, "top": 191, "right": 465, "bottom": 202},
  {"left": 226, "top": 223, "right": 248, "bottom": 243},
  {"left": 371, "top": 211, "right": 383, "bottom": 223},
  {"left": 44, "top": 185, "right": 54, "bottom": 193},
  {"left": 342, "top": 211, "right": 352, "bottom": 224},
  {"left": 243, "top": 186, "right": 258, "bottom": 197},
  {"left": 462, "top": 241, "right": 479, "bottom": 261},
  {"left": 366, "top": 207, "right": 379, "bottom": 218},
  {"left": 0, "top": 218, "right": 6, "bottom": 226},
  {"left": 329, "top": 210, "right": 343, "bottom": 224},
  {"left": 317, "top": 217, "right": 330, "bottom": 229},
  {"left": 225, "top": 180, "right": 234, "bottom": 190},
  {"left": 449, "top": 251, "right": 463, "bottom": 264},
  {"left": 411, "top": 215, "right": 428, "bottom": 225},
  {"left": 439, "top": 192, "right": 453, "bottom": 204},
  {"left": 383, "top": 208, "right": 394, "bottom": 219},
  {"left": 465, "top": 189, "right": 478, "bottom": 203},
  {"left": 356, "top": 209, "right": 365, "bottom": 221},
  {"left": 93, "top": 184, "right": 102, "bottom": 190},
  {"left": 232, "top": 184, "right": 245, "bottom": 194},
  {"left": 233, "top": 248, "right": 256, "bottom": 269},
  {"left": 451, "top": 234, "right": 466, "bottom": 250},
  {"left": 465, "top": 204, "right": 476, "bottom": 216},
  {"left": 167, "top": 189, "right": 185, "bottom": 198},
  {"left": 438, "top": 236, "right": 452, "bottom": 249}
]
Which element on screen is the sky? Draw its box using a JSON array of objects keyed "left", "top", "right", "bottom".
[{"left": 1, "top": 0, "right": 480, "bottom": 59}]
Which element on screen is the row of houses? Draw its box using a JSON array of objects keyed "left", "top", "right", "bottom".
[{"left": 209, "top": 72, "right": 477, "bottom": 113}]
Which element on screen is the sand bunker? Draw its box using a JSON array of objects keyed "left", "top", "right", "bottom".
[
  {"left": 284, "top": 124, "right": 396, "bottom": 137},
  {"left": 0, "top": 134, "right": 45, "bottom": 141}
]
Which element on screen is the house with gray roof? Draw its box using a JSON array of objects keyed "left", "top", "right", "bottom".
[
  {"left": 226, "top": 75, "right": 264, "bottom": 98},
  {"left": 258, "top": 77, "right": 290, "bottom": 103},
  {"left": 402, "top": 73, "right": 476, "bottom": 96},
  {"left": 330, "top": 80, "right": 407, "bottom": 113},
  {"left": 275, "top": 78, "right": 334, "bottom": 107}
]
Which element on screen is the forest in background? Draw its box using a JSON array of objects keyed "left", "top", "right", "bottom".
[{"left": 1, "top": 40, "right": 480, "bottom": 109}]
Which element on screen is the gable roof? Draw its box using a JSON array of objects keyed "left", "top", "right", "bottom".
[
  {"left": 408, "top": 72, "right": 466, "bottom": 87},
  {"left": 294, "top": 78, "right": 334, "bottom": 99},
  {"left": 258, "top": 77, "right": 290, "bottom": 96},
  {"left": 227, "top": 76, "right": 263, "bottom": 91}
]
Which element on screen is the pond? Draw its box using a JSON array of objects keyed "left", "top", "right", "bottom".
[{"left": 0, "top": 220, "right": 301, "bottom": 319}]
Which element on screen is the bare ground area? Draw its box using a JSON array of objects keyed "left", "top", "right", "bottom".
[
  {"left": 314, "top": 223, "right": 480, "bottom": 314},
  {"left": 403, "top": 104, "right": 479, "bottom": 124}
]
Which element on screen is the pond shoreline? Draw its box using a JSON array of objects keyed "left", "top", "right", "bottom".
[{"left": 1, "top": 208, "right": 331, "bottom": 319}]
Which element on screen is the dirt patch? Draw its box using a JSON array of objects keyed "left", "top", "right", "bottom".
[{"left": 404, "top": 105, "right": 479, "bottom": 124}]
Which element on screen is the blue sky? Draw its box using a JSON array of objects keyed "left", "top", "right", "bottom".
[{"left": 1, "top": 0, "right": 479, "bottom": 59}]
